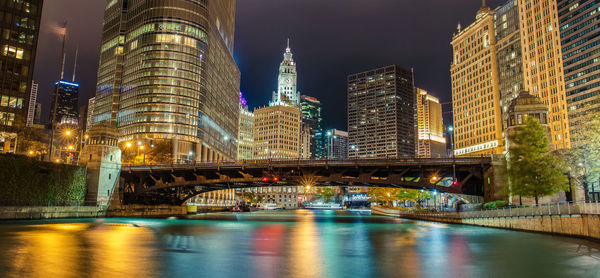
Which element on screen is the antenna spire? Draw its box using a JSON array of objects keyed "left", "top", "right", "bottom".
[
  {"left": 72, "top": 45, "right": 78, "bottom": 82},
  {"left": 59, "top": 21, "right": 68, "bottom": 80},
  {"left": 286, "top": 38, "right": 290, "bottom": 49}
]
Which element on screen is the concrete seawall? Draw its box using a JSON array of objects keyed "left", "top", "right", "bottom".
[
  {"left": 372, "top": 206, "right": 600, "bottom": 240},
  {"left": 0, "top": 206, "right": 105, "bottom": 220},
  {"left": 106, "top": 205, "right": 187, "bottom": 217}
]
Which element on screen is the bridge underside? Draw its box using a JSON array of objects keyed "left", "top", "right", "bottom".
[{"left": 119, "top": 160, "right": 491, "bottom": 205}]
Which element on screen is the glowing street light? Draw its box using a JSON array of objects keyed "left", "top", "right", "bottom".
[
  {"left": 125, "top": 142, "right": 132, "bottom": 148},
  {"left": 65, "top": 130, "right": 71, "bottom": 136}
]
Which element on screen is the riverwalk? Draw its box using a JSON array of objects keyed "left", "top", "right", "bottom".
[{"left": 372, "top": 202, "right": 600, "bottom": 240}]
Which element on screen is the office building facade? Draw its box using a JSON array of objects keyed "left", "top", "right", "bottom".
[
  {"left": 300, "top": 95, "right": 323, "bottom": 158},
  {"left": 0, "top": 0, "right": 42, "bottom": 151},
  {"left": 49, "top": 80, "right": 79, "bottom": 125},
  {"left": 253, "top": 104, "right": 301, "bottom": 159},
  {"left": 518, "top": 0, "right": 570, "bottom": 149},
  {"left": 26, "top": 80, "right": 37, "bottom": 126},
  {"left": 416, "top": 88, "right": 446, "bottom": 158},
  {"left": 558, "top": 0, "right": 600, "bottom": 145},
  {"left": 324, "top": 129, "right": 348, "bottom": 159},
  {"left": 93, "top": 0, "right": 240, "bottom": 162},
  {"left": 451, "top": 4, "right": 505, "bottom": 156},
  {"left": 348, "top": 65, "right": 416, "bottom": 158},
  {"left": 495, "top": 0, "right": 524, "bottom": 120},
  {"left": 237, "top": 100, "right": 254, "bottom": 160}
]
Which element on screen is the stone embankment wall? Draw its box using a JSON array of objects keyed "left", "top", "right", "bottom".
[
  {"left": 107, "top": 205, "right": 187, "bottom": 217},
  {"left": 0, "top": 206, "right": 105, "bottom": 220},
  {"left": 372, "top": 206, "right": 600, "bottom": 240}
]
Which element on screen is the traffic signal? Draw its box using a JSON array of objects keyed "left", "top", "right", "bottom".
[
  {"left": 452, "top": 180, "right": 458, "bottom": 186},
  {"left": 273, "top": 176, "right": 279, "bottom": 182},
  {"left": 262, "top": 177, "right": 269, "bottom": 182}
]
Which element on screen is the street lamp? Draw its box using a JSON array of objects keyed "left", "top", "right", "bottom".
[
  {"left": 140, "top": 145, "right": 146, "bottom": 164},
  {"left": 65, "top": 130, "right": 71, "bottom": 136}
]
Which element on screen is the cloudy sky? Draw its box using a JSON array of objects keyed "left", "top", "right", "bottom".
[{"left": 34, "top": 0, "right": 505, "bottom": 129}]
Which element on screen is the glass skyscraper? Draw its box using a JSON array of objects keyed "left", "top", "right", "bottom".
[
  {"left": 323, "top": 128, "right": 348, "bottom": 159},
  {"left": 558, "top": 0, "right": 600, "bottom": 144},
  {"left": 49, "top": 80, "right": 79, "bottom": 125},
  {"left": 93, "top": 0, "right": 240, "bottom": 162},
  {"left": 0, "top": 0, "right": 42, "bottom": 151},
  {"left": 300, "top": 95, "right": 322, "bottom": 158}
]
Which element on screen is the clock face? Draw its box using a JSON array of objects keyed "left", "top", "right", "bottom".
[{"left": 286, "top": 78, "right": 291, "bottom": 84}]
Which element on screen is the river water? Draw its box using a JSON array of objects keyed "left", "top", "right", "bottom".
[{"left": 0, "top": 210, "right": 599, "bottom": 278}]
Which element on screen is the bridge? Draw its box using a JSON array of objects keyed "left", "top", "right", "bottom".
[{"left": 118, "top": 157, "right": 494, "bottom": 205}]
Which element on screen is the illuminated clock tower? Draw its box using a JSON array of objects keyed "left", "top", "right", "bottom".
[{"left": 271, "top": 39, "right": 298, "bottom": 105}]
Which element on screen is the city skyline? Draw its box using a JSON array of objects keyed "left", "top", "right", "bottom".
[{"left": 32, "top": 0, "right": 507, "bottom": 131}]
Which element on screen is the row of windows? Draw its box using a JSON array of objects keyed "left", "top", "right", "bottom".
[
  {"left": 0, "top": 111, "right": 14, "bottom": 126},
  {"left": 0, "top": 95, "right": 22, "bottom": 108}
]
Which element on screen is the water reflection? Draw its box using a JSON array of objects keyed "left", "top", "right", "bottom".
[
  {"left": 289, "top": 211, "right": 323, "bottom": 278},
  {"left": 0, "top": 212, "right": 598, "bottom": 278}
]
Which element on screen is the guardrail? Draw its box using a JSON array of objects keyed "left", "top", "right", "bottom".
[
  {"left": 123, "top": 156, "right": 492, "bottom": 170},
  {"left": 398, "top": 201, "right": 600, "bottom": 219}
]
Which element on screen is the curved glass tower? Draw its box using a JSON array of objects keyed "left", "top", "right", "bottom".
[{"left": 93, "top": 0, "right": 240, "bottom": 162}]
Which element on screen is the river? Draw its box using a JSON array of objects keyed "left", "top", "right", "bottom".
[{"left": 0, "top": 210, "right": 598, "bottom": 277}]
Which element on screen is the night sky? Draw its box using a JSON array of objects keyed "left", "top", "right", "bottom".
[{"left": 33, "top": 0, "right": 505, "bottom": 130}]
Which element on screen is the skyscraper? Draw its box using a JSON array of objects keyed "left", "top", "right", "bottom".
[
  {"left": 0, "top": 0, "right": 42, "bottom": 149},
  {"left": 237, "top": 93, "right": 254, "bottom": 160},
  {"left": 86, "top": 97, "right": 94, "bottom": 132},
  {"left": 451, "top": 0, "right": 571, "bottom": 155},
  {"left": 347, "top": 65, "right": 416, "bottom": 158},
  {"left": 300, "top": 95, "right": 323, "bottom": 158},
  {"left": 518, "top": 0, "right": 570, "bottom": 149},
  {"left": 93, "top": 0, "right": 240, "bottom": 162},
  {"left": 450, "top": 3, "right": 504, "bottom": 156},
  {"left": 495, "top": 0, "right": 524, "bottom": 118},
  {"left": 49, "top": 80, "right": 79, "bottom": 125},
  {"left": 271, "top": 40, "right": 298, "bottom": 106},
  {"left": 253, "top": 104, "right": 301, "bottom": 159},
  {"left": 324, "top": 129, "right": 348, "bottom": 159},
  {"left": 416, "top": 88, "right": 446, "bottom": 158},
  {"left": 558, "top": 0, "right": 600, "bottom": 145},
  {"left": 26, "top": 81, "right": 38, "bottom": 127}
]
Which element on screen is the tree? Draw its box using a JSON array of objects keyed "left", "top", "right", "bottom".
[
  {"left": 396, "top": 189, "right": 433, "bottom": 208},
  {"left": 508, "top": 116, "right": 569, "bottom": 204},
  {"left": 145, "top": 141, "right": 172, "bottom": 164},
  {"left": 12, "top": 115, "right": 47, "bottom": 158},
  {"left": 564, "top": 114, "right": 600, "bottom": 202},
  {"left": 316, "top": 187, "right": 335, "bottom": 203},
  {"left": 367, "top": 187, "right": 398, "bottom": 207},
  {"left": 242, "top": 191, "right": 264, "bottom": 204}
]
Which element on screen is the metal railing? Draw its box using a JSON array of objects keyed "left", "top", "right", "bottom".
[
  {"left": 397, "top": 200, "right": 600, "bottom": 219},
  {"left": 124, "top": 156, "right": 492, "bottom": 171}
]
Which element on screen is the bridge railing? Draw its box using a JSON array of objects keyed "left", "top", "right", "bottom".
[
  {"left": 397, "top": 200, "right": 600, "bottom": 219},
  {"left": 123, "top": 156, "right": 492, "bottom": 170}
]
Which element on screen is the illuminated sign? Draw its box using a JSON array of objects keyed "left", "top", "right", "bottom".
[{"left": 454, "top": 140, "right": 498, "bottom": 156}]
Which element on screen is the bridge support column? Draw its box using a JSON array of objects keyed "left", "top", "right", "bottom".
[
  {"left": 200, "top": 145, "right": 207, "bottom": 162},
  {"left": 172, "top": 138, "right": 179, "bottom": 163},
  {"left": 194, "top": 143, "right": 201, "bottom": 163}
]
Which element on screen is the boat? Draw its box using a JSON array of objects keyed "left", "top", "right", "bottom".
[
  {"left": 304, "top": 203, "right": 342, "bottom": 210},
  {"left": 263, "top": 203, "right": 279, "bottom": 210}
]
